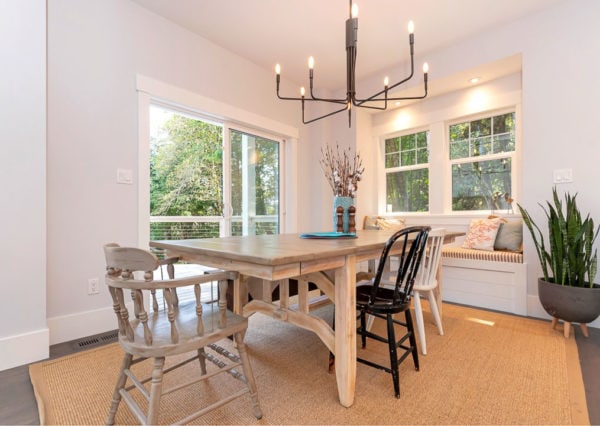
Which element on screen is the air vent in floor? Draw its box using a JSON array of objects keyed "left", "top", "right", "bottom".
[{"left": 72, "top": 330, "right": 118, "bottom": 351}]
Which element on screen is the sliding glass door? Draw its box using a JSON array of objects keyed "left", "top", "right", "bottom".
[
  {"left": 149, "top": 104, "right": 282, "bottom": 241},
  {"left": 228, "top": 129, "right": 280, "bottom": 236}
]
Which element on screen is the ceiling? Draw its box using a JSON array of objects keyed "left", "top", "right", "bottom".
[{"left": 131, "top": 0, "right": 563, "bottom": 97}]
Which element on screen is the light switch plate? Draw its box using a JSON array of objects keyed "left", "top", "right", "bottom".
[
  {"left": 553, "top": 168, "right": 573, "bottom": 184},
  {"left": 117, "top": 168, "right": 133, "bottom": 185}
]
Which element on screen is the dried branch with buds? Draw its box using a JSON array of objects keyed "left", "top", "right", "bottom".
[{"left": 320, "top": 144, "right": 364, "bottom": 198}]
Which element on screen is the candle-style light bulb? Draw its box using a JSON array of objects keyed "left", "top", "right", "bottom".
[
  {"left": 423, "top": 62, "right": 429, "bottom": 74},
  {"left": 275, "top": 64, "right": 281, "bottom": 75},
  {"left": 300, "top": 87, "right": 305, "bottom": 97},
  {"left": 384, "top": 76, "right": 389, "bottom": 87},
  {"left": 308, "top": 56, "right": 314, "bottom": 70},
  {"left": 351, "top": 3, "right": 358, "bottom": 18},
  {"left": 408, "top": 21, "right": 415, "bottom": 34}
]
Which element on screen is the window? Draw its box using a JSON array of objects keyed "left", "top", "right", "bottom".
[
  {"left": 449, "top": 111, "right": 515, "bottom": 211},
  {"left": 229, "top": 129, "right": 280, "bottom": 236},
  {"left": 149, "top": 105, "right": 223, "bottom": 241},
  {"left": 384, "top": 130, "right": 429, "bottom": 212},
  {"left": 148, "top": 104, "right": 282, "bottom": 241},
  {"left": 146, "top": 105, "right": 283, "bottom": 307}
]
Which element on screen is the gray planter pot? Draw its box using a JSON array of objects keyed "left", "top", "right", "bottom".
[{"left": 538, "top": 278, "right": 600, "bottom": 324}]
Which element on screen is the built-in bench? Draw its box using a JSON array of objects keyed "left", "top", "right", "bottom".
[
  {"left": 362, "top": 215, "right": 528, "bottom": 316},
  {"left": 441, "top": 246, "right": 527, "bottom": 316}
]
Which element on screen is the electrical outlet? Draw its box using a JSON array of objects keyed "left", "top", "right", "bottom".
[{"left": 88, "top": 278, "right": 100, "bottom": 295}]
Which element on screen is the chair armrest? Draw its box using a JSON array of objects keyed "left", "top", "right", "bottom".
[
  {"left": 158, "top": 256, "right": 180, "bottom": 266},
  {"left": 107, "top": 270, "right": 238, "bottom": 290}
]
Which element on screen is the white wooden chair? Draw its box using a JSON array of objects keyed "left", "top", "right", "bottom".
[
  {"left": 103, "top": 243, "right": 262, "bottom": 425},
  {"left": 412, "top": 228, "right": 446, "bottom": 355}
]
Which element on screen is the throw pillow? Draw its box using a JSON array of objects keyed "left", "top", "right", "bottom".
[
  {"left": 494, "top": 219, "right": 523, "bottom": 252},
  {"left": 375, "top": 217, "right": 406, "bottom": 231},
  {"left": 462, "top": 218, "right": 502, "bottom": 251},
  {"left": 363, "top": 215, "right": 381, "bottom": 230}
]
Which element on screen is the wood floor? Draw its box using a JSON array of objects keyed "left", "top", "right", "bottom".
[{"left": 1, "top": 322, "right": 599, "bottom": 425}]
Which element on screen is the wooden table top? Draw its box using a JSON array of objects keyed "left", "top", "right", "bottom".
[{"left": 151, "top": 229, "right": 464, "bottom": 267}]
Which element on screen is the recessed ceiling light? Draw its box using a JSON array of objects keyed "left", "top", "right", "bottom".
[{"left": 468, "top": 77, "right": 481, "bottom": 84}]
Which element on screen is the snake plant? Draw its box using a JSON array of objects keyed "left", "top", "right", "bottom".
[{"left": 518, "top": 188, "right": 599, "bottom": 287}]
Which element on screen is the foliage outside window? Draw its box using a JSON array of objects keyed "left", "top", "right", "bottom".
[
  {"left": 385, "top": 131, "right": 429, "bottom": 212},
  {"left": 150, "top": 108, "right": 223, "bottom": 240},
  {"left": 149, "top": 105, "right": 281, "bottom": 240},
  {"left": 449, "top": 112, "right": 515, "bottom": 211},
  {"left": 230, "top": 129, "right": 280, "bottom": 236}
]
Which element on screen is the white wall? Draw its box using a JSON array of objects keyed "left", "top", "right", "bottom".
[
  {"left": 0, "top": 0, "right": 49, "bottom": 370},
  {"left": 519, "top": 0, "right": 600, "bottom": 324},
  {"left": 44, "top": 0, "right": 304, "bottom": 348},
  {"left": 355, "top": 109, "right": 377, "bottom": 223},
  {"left": 354, "top": 0, "right": 600, "bottom": 325}
]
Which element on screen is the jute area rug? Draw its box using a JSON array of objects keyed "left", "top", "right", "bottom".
[{"left": 30, "top": 303, "right": 589, "bottom": 425}]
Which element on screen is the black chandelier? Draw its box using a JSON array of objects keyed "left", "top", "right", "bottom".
[{"left": 275, "top": 0, "right": 428, "bottom": 127}]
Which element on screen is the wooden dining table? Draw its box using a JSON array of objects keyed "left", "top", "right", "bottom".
[{"left": 151, "top": 229, "right": 463, "bottom": 407}]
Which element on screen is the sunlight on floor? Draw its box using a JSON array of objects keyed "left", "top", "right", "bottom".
[{"left": 465, "top": 317, "right": 495, "bottom": 327}]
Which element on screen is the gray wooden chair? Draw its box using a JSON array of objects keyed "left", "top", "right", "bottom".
[{"left": 103, "top": 243, "right": 262, "bottom": 425}]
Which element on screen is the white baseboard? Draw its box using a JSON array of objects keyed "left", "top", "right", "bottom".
[
  {"left": 527, "top": 294, "right": 600, "bottom": 329},
  {"left": 0, "top": 328, "right": 49, "bottom": 371},
  {"left": 47, "top": 305, "right": 118, "bottom": 345}
]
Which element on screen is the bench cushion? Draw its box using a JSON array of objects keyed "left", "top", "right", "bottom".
[
  {"left": 442, "top": 246, "right": 523, "bottom": 263},
  {"left": 363, "top": 215, "right": 406, "bottom": 230}
]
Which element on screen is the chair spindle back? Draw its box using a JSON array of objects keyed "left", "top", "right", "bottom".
[{"left": 369, "top": 226, "right": 431, "bottom": 306}]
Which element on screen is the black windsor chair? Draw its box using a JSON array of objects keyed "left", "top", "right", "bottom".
[{"left": 355, "top": 226, "right": 430, "bottom": 398}]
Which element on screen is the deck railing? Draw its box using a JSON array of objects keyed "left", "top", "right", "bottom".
[{"left": 150, "top": 215, "right": 279, "bottom": 240}]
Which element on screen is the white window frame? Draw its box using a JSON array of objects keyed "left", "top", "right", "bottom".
[
  {"left": 446, "top": 107, "right": 519, "bottom": 214},
  {"left": 136, "top": 75, "right": 298, "bottom": 250},
  {"left": 382, "top": 128, "right": 430, "bottom": 214},
  {"left": 373, "top": 72, "right": 523, "bottom": 219},
  {"left": 225, "top": 123, "right": 284, "bottom": 236}
]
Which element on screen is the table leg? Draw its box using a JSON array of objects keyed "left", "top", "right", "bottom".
[
  {"left": 234, "top": 274, "right": 249, "bottom": 316},
  {"left": 334, "top": 255, "right": 356, "bottom": 408}
]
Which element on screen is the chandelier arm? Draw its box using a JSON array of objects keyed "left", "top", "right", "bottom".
[
  {"left": 277, "top": 90, "right": 346, "bottom": 103},
  {"left": 355, "top": 75, "right": 427, "bottom": 104},
  {"left": 309, "top": 99, "right": 347, "bottom": 104},
  {"left": 386, "top": 72, "right": 415, "bottom": 92},
  {"left": 277, "top": 94, "right": 304, "bottom": 101},
  {"left": 354, "top": 103, "right": 388, "bottom": 110},
  {"left": 310, "top": 70, "right": 347, "bottom": 103},
  {"left": 354, "top": 74, "right": 412, "bottom": 105},
  {"left": 302, "top": 103, "right": 349, "bottom": 125},
  {"left": 354, "top": 50, "right": 415, "bottom": 106},
  {"left": 386, "top": 78, "right": 428, "bottom": 101},
  {"left": 308, "top": 91, "right": 348, "bottom": 104},
  {"left": 353, "top": 86, "right": 427, "bottom": 105},
  {"left": 386, "top": 92, "right": 428, "bottom": 101},
  {"left": 277, "top": 75, "right": 346, "bottom": 103},
  {"left": 276, "top": 78, "right": 303, "bottom": 101}
]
